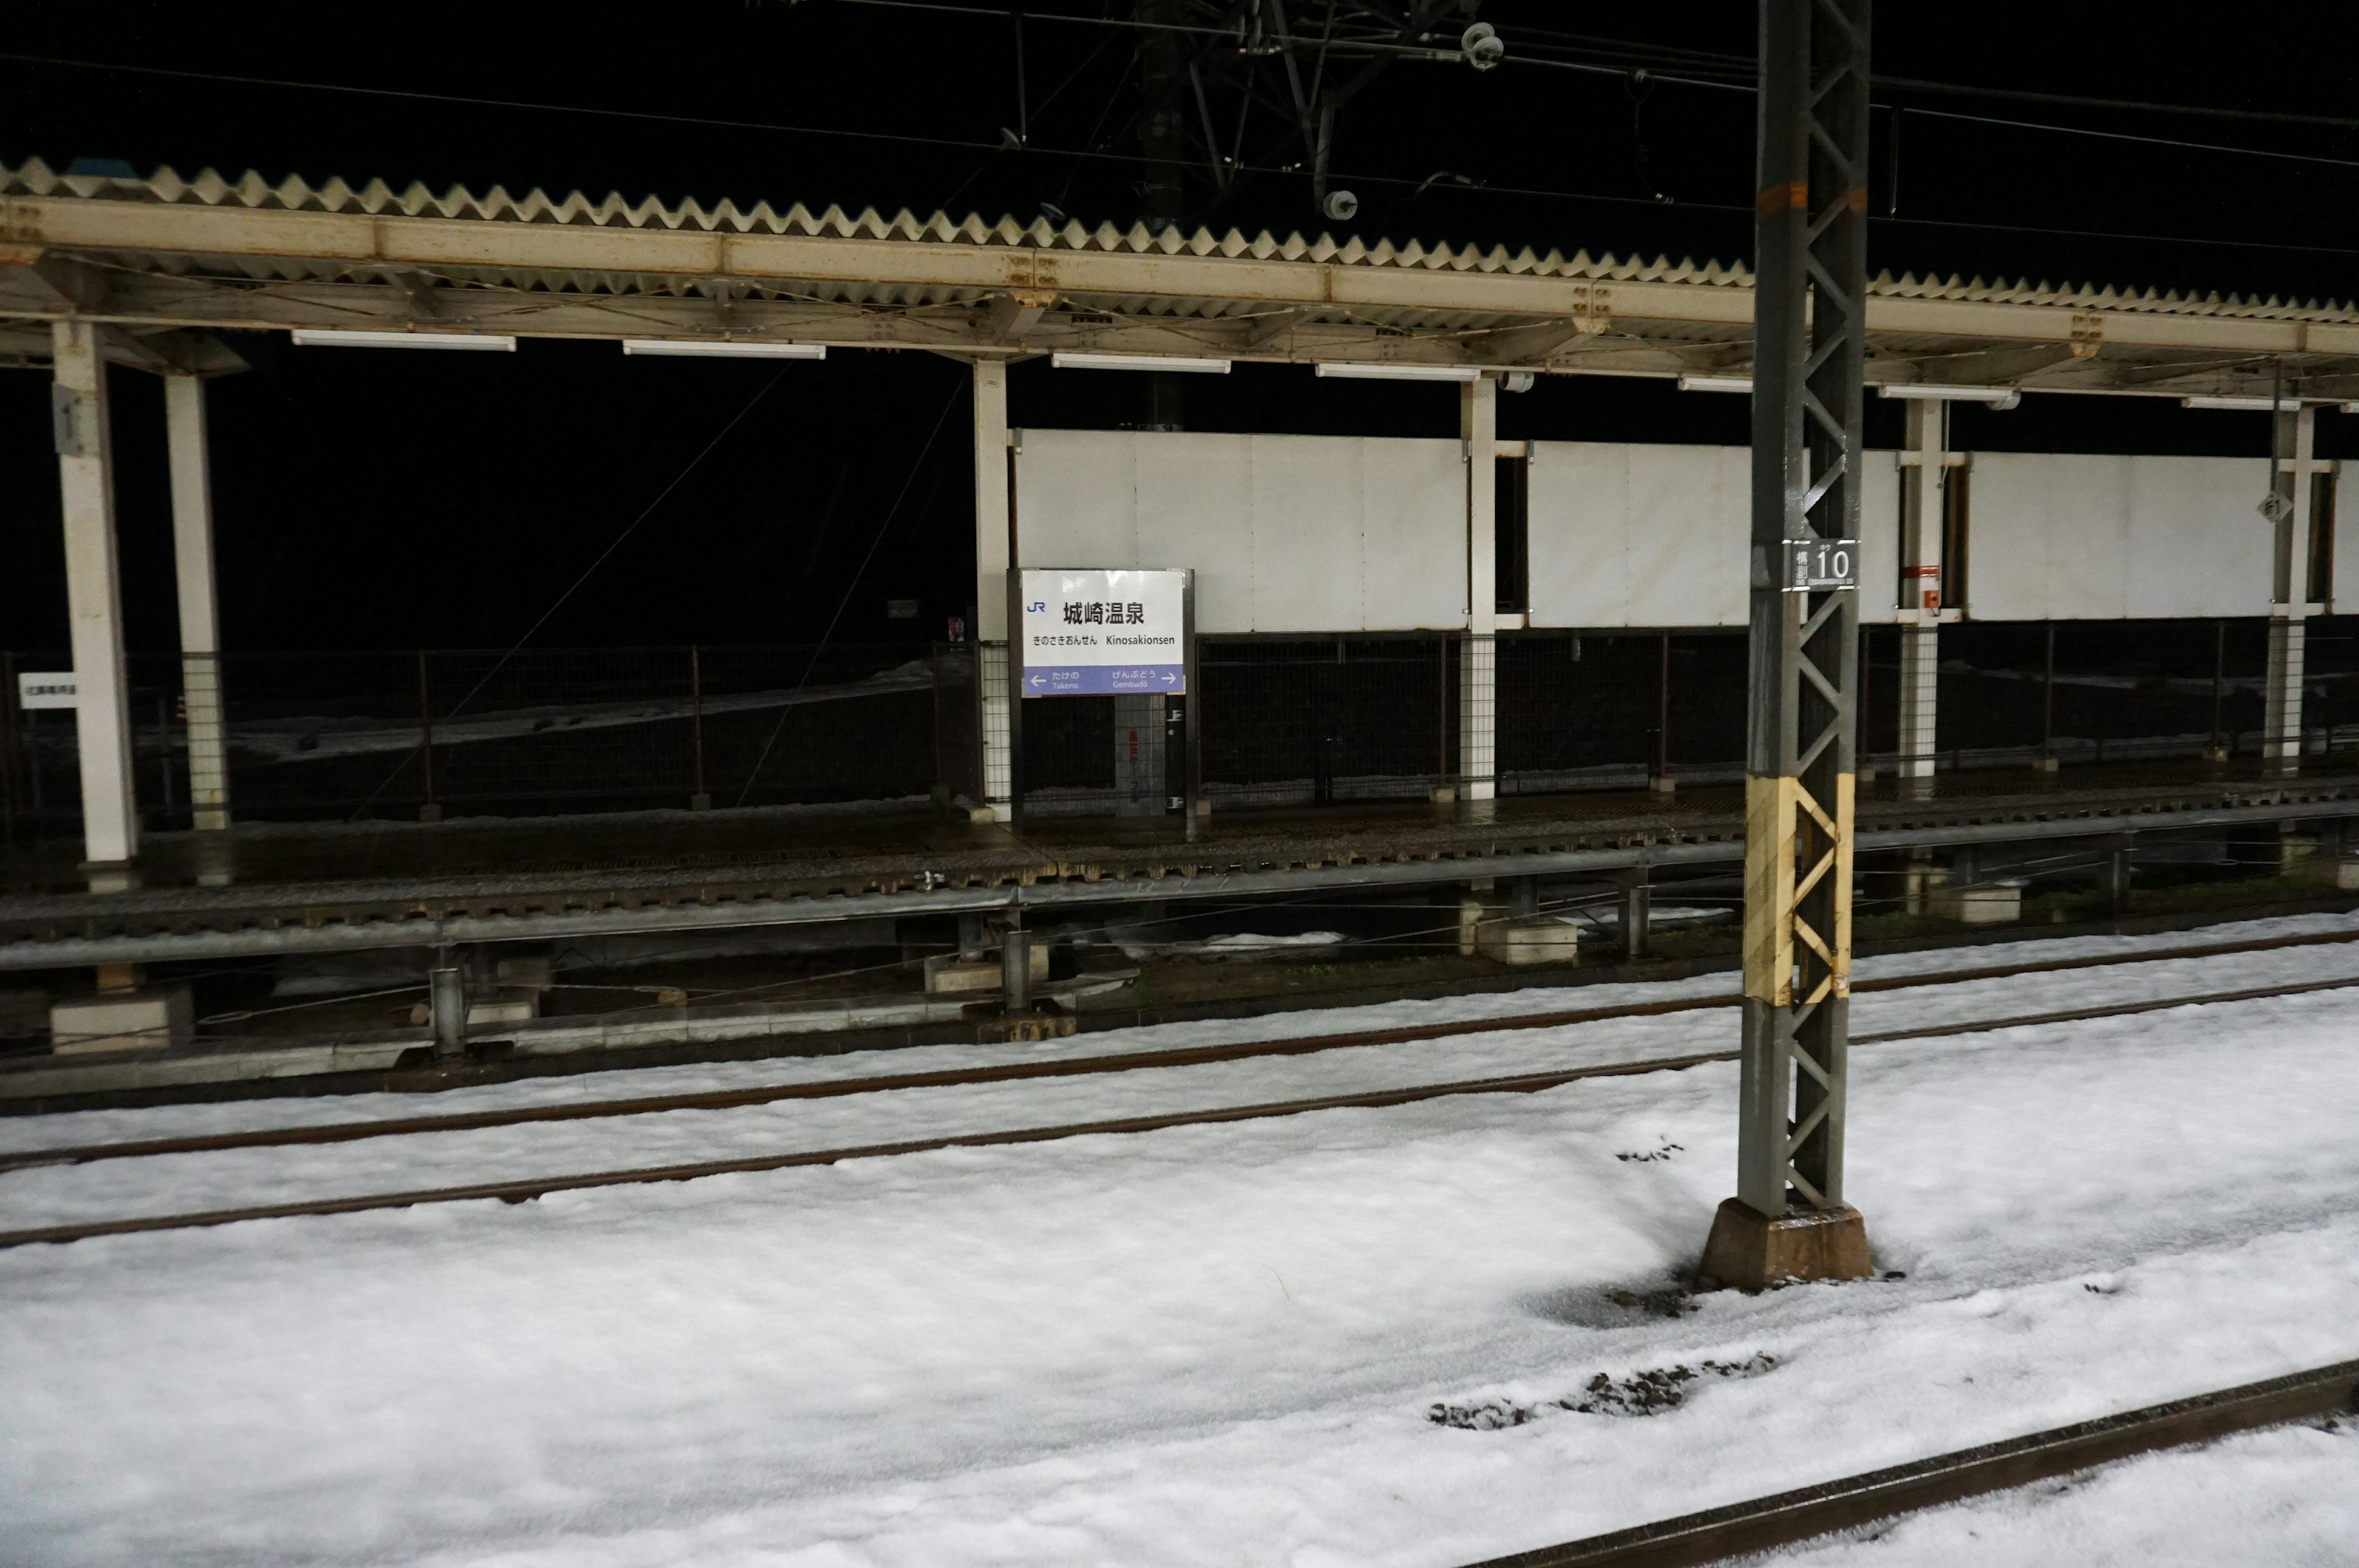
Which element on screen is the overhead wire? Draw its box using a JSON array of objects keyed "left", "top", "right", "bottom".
[
  {"left": 343, "top": 365, "right": 795, "bottom": 820},
  {"left": 10, "top": 31, "right": 2359, "bottom": 265},
  {"left": 732, "top": 373, "right": 966, "bottom": 806},
  {"left": 0, "top": 48, "right": 1738, "bottom": 216},
  {"left": 1903, "top": 106, "right": 2359, "bottom": 174},
  {"left": 809, "top": 2, "right": 2359, "bottom": 133}
]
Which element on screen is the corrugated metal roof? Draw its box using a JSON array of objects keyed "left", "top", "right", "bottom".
[{"left": 7, "top": 157, "right": 2356, "bottom": 326}]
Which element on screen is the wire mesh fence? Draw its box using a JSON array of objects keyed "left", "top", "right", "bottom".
[
  {"left": 1499, "top": 631, "right": 1748, "bottom": 793},
  {"left": 1, "top": 644, "right": 943, "bottom": 835},
  {"left": 1200, "top": 636, "right": 1455, "bottom": 808},
  {"left": 1858, "top": 619, "right": 2359, "bottom": 773},
  {"left": 6, "top": 618, "right": 2357, "bottom": 839}
]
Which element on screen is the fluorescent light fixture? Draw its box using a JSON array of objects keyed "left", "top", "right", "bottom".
[
  {"left": 1313, "top": 362, "right": 1483, "bottom": 382},
  {"left": 622, "top": 339, "right": 826, "bottom": 359},
  {"left": 1677, "top": 374, "right": 1753, "bottom": 394},
  {"left": 1050, "top": 352, "right": 1229, "bottom": 373},
  {"left": 1878, "top": 383, "right": 2022, "bottom": 408},
  {"left": 291, "top": 329, "right": 515, "bottom": 351},
  {"left": 2181, "top": 394, "right": 2293, "bottom": 411}
]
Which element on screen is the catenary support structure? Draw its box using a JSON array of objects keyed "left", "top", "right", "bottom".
[{"left": 1702, "top": 0, "right": 1876, "bottom": 1290}]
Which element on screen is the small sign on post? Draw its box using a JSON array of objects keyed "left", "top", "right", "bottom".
[
  {"left": 17, "top": 671, "right": 77, "bottom": 711},
  {"left": 1781, "top": 537, "right": 1859, "bottom": 593},
  {"left": 1017, "top": 569, "right": 1189, "bottom": 695}
]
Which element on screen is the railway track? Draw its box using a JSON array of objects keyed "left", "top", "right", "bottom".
[
  {"left": 1464, "top": 1358, "right": 2359, "bottom": 1567},
  {"left": 4, "top": 956, "right": 2357, "bottom": 1250},
  {"left": 7, "top": 924, "right": 2355, "bottom": 1175}
]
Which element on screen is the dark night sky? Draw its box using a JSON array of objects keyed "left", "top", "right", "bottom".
[{"left": 6, "top": 2, "right": 2359, "bottom": 654}]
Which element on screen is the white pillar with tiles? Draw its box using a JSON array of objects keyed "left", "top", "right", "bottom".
[
  {"left": 1895, "top": 397, "right": 1955, "bottom": 784},
  {"left": 973, "top": 361, "right": 1015, "bottom": 819},
  {"left": 1459, "top": 375, "right": 1498, "bottom": 801},
  {"left": 52, "top": 321, "right": 141, "bottom": 883}
]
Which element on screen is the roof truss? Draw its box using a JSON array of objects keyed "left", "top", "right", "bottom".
[{"left": 6, "top": 166, "right": 2359, "bottom": 401}]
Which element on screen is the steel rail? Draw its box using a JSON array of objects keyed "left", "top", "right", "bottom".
[
  {"left": 6, "top": 926, "right": 2355, "bottom": 1174},
  {"left": 1461, "top": 1359, "right": 2359, "bottom": 1567},
  {"left": 3, "top": 969, "right": 2357, "bottom": 1250}
]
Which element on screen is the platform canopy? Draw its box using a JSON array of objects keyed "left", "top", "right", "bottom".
[{"left": 5, "top": 158, "right": 2359, "bottom": 400}]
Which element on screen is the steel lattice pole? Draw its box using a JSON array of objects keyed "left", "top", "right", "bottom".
[{"left": 1704, "top": 0, "right": 1875, "bottom": 1289}]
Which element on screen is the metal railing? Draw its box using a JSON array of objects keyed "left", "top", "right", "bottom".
[
  {"left": 2, "top": 644, "right": 945, "bottom": 834},
  {"left": 4, "top": 620, "right": 2352, "bottom": 838}
]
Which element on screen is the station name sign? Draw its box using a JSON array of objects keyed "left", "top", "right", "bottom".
[
  {"left": 16, "top": 671, "right": 76, "bottom": 710},
  {"left": 1019, "top": 568, "right": 1187, "bottom": 696}
]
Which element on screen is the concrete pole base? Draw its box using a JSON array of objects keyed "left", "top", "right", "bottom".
[
  {"left": 192, "top": 833, "right": 236, "bottom": 889},
  {"left": 977, "top": 1006, "right": 1078, "bottom": 1043},
  {"left": 428, "top": 961, "right": 469, "bottom": 1059},
  {"left": 78, "top": 860, "right": 141, "bottom": 894},
  {"left": 1646, "top": 776, "right": 1677, "bottom": 795},
  {"left": 1697, "top": 1196, "right": 1874, "bottom": 1292},
  {"left": 1000, "top": 927, "right": 1033, "bottom": 1013}
]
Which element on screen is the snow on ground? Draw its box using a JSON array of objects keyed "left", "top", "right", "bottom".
[
  {"left": 3, "top": 915, "right": 2359, "bottom": 1232},
  {"left": 1, "top": 917, "right": 2356, "bottom": 1565},
  {"left": 3, "top": 910, "right": 2355, "bottom": 1164},
  {"left": 1764, "top": 1418, "right": 2359, "bottom": 1567}
]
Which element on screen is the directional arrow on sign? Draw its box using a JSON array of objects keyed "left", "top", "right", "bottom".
[
  {"left": 1160, "top": 672, "right": 1177, "bottom": 685},
  {"left": 1027, "top": 674, "right": 1047, "bottom": 689}
]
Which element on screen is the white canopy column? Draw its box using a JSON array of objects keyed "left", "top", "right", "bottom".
[
  {"left": 165, "top": 373, "right": 232, "bottom": 830},
  {"left": 973, "top": 361, "right": 1014, "bottom": 821},
  {"left": 1459, "top": 376, "right": 1498, "bottom": 802},
  {"left": 2266, "top": 403, "right": 2325, "bottom": 773},
  {"left": 1895, "top": 398, "right": 1955, "bottom": 789},
  {"left": 52, "top": 320, "right": 140, "bottom": 886}
]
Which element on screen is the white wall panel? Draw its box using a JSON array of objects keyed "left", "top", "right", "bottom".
[
  {"left": 1021, "top": 431, "right": 2277, "bottom": 633},
  {"left": 1245, "top": 434, "right": 1364, "bottom": 632},
  {"left": 1358, "top": 438, "right": 1470, "bottom": 630},
  {"left": 1528, "top": 442, "right": 1744, "bottom": 628},
  {"left": 1624, "top": 445, "right": 1747, "bottom": 626},
  {"left": 2052, "top": 455, "right": 2132, "bottom": 619},
  {"left": 1015, "top": 428, "right": 1140, "bottom": 568},
  {"left": 2333, "top": 462, "right": 2358, "bottom": 613},
  {"left": 1967, "top": 453, "right": 2102, "bottom": 620},
  {"left": 1855, "top": 450, "right": 1899, "bottom": 624},
  {"left": 1971, "top": 451, "right": 2270, "bottom": 621},
  {"left": 1966, "top": 453, "right": 2052, "bottom": 620},
  {"left": 1526, "top": 442, "right": 1631, "bottom": 626},
  {"left": 1531, "top": 442, "right": 1897, "bottom": 628},
  {"left": 2124, "top": 456, "right": 2271, "bottom": 618},
  {"left": 1012, "top": 429, "right": 1463, "bottom": 633}
]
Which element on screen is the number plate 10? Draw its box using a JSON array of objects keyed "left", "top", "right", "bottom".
[{"left": 1782, "top": 538, "right": 1858, "bottom": 593}]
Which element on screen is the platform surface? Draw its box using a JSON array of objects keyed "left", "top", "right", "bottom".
[{"left": 2, "top": 759, "right": 2354, "bottom": 963}]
